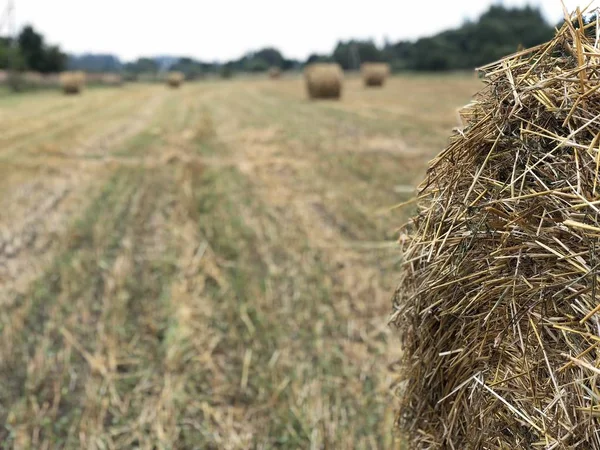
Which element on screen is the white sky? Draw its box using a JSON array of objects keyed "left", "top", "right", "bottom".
[{"left": 5, "top": 0, "right": 597, "bottom": 61}]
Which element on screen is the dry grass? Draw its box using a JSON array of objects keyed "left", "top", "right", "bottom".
[
  {"left": 392, "top": 10, "right": 600, "bottom": 449},
  {"left": 0, "top": 73, "right": 480, "bottom": 448}
]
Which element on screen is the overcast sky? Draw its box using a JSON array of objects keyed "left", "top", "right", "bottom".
[{"left": 4, "top": 0, "right": 597, "bottom": 61}]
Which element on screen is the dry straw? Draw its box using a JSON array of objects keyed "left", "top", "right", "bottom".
[
  {"left": 59, "top": 71, "right": 85, "bottom": 94},
  {"left": 167, "top": 71, "right": 184, "bottom": 88},
  {"left": 361, "top": 62, "right": 390, "bottom": 87},
  {"left": 304, "top": 63, "right": 343, "bottom": 99},
  {"left": 392, "top": 9, "right": 600, "bottom": 449}
]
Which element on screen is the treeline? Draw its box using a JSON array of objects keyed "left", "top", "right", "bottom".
[
  {"left": 385, "top": 6, "right": 554, "bottom": 71},
  {"left": 309, "top": 6, "right": 554, "bottom": 71},
  {"left": 0, "top": 26, "right": 66, "bottom": 73},
  {"left": 1, "top": 5, "right": 556, "bottom": 82},
  {"left": 116, "top": 5, "right": 554, "bottom": 79},
  {"left": 118, "top": 48, "right": 300, "bottom": 80}
]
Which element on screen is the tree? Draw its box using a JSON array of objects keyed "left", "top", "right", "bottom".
[
  {"left": 170, "top": 57, "right": 205, "bottom": 79},
  {"left": 17, "top": 26, "right": 44, "bottom": 71},
  {"left": 15, "top": 25, "right": 66, "bottom": 73},
  {"left": 385, "top": 5, "right": 554, "bottom": 71},
  {"left": 0, "top": 40, "right": 25, "bottom": 70},
  {"left": 41, "top": 45, "right": 67, "bottom": 73},
  {"left": 253, "top": 48, "right": 284, "bottom": 67},
  {"left": 306, "top": 53, "right": 331, "bottom": 65},
  {"left": 333, "top": 40, "right": 383, "bottom": 70},
  {"left": 124, "top": 57, "right": 158, "bottom": 74}
]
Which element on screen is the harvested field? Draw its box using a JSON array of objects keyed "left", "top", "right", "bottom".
[{"left": 0, "top": 74, "right": 479, "bottom": 448}]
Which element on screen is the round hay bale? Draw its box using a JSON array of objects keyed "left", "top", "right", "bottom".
[
  {"left": 304, "top": 63, "right": 343, "bottom": 100},
  {"left": 59, "top": 71, "right": 85, "bottom": 95},
  {"left": 268, "top": 67, "right": 281, "bottom": 79},
  {"left": 167, "top": 71, "right": 184, "bottom": 88},
  {"left": 392, "top": 15, "right": 600, "bottom": 449},
  {"left": 361, "top": 63, "right": 389, "bottom": 87}
]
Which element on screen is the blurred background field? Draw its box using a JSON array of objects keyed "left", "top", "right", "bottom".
[{"left": 0, "top": 71, "right": 479, "bottom": 448}]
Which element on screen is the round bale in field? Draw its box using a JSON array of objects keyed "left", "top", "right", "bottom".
[
  {"left": 167, "top": 71, "right": 184, "bottom": 88},
  {"left": 391, "top": 13, "right": 600, "bottom": 449},
  {"left": 304, "top": 63, "right": 343, "bottom": 100},
  {"left": 268, "top": 67, "right": 281, "bottom": 79},
  {"left": 361, "top": 62, "right": 390, "bottom": 87},
  {"left": 59, "top": 71, "right": 86, "bottom": 95}
]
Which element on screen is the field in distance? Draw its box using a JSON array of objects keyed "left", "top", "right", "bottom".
[{"left": 0, "top": 73, "right": 479, "bottom": 449}]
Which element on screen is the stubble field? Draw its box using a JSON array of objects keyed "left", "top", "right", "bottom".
[{"left": 0, "top": 74, "right": 480, "bottom": 449}]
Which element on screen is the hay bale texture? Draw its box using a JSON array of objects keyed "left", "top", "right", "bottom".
[
  {"left": 392, "top": 13, "right": 600, "bottom": 449},
  {"left": 305, "top": 63, "right": 343, "bottom": 99},
  {"left": 59, "top": 71, "right": 85, "bottom": 94},
  {"left": 167, "top": 71, "right": 184, "bottom": 88},
  {"left": 361, "top": 63, "right": 390, "bottom": 87}
]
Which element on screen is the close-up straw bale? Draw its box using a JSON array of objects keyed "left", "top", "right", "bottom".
[{"left": 392, "top": 11, "right": 600, "bottom": 449}]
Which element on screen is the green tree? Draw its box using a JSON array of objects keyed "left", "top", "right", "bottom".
[
  {"left": 333, "top": 40, "right": 383, "bottom": 70},
  {"left": 17, "top": 26, "right": 44, "bottom": 71},
  {"left": 41, "top": 45, "right": 67, "bottom": 73},
  {"left": 170, "top": 57, "right": 205, "bottom": 79},
  {"left": 0, "top": 40, "right": 25, "bottom": 70},
  {"left": 124, "top": 57, "right": 158, "bottom": 74},
  {"left": 306, "top": 53, "right": 331, "bottom": 64},
  {"left": 16, "top": 25, "right": 66, "bottom": 73},
  {"left": 253, "top": 48, "right": 284, "bottom": 67},
  {"left": 385, "top": 5, "right": 554, "bottom": 71}
]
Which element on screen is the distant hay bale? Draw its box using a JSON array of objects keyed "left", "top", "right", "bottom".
[
  {"left": 304, "top": 63, "right": 343, "bottom": 100},
  {"left": 361, "top": 63, "right": 390, "bottom": 87},
  {"left": 167, "top": 71, "right": 184, "bottom": 88},
  {"left": 59, "top": 71, "right": 86, "bottom": 94},
  {"left": 392, "top": 14, "right": 600, "bottom": 449},
  {"left": 268, "top": 67, "right": 281, "bottom": 79}
]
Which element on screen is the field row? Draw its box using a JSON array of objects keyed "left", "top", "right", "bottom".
[{"left": 0, "top": 75, "right": 479, "bottom": 448}]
